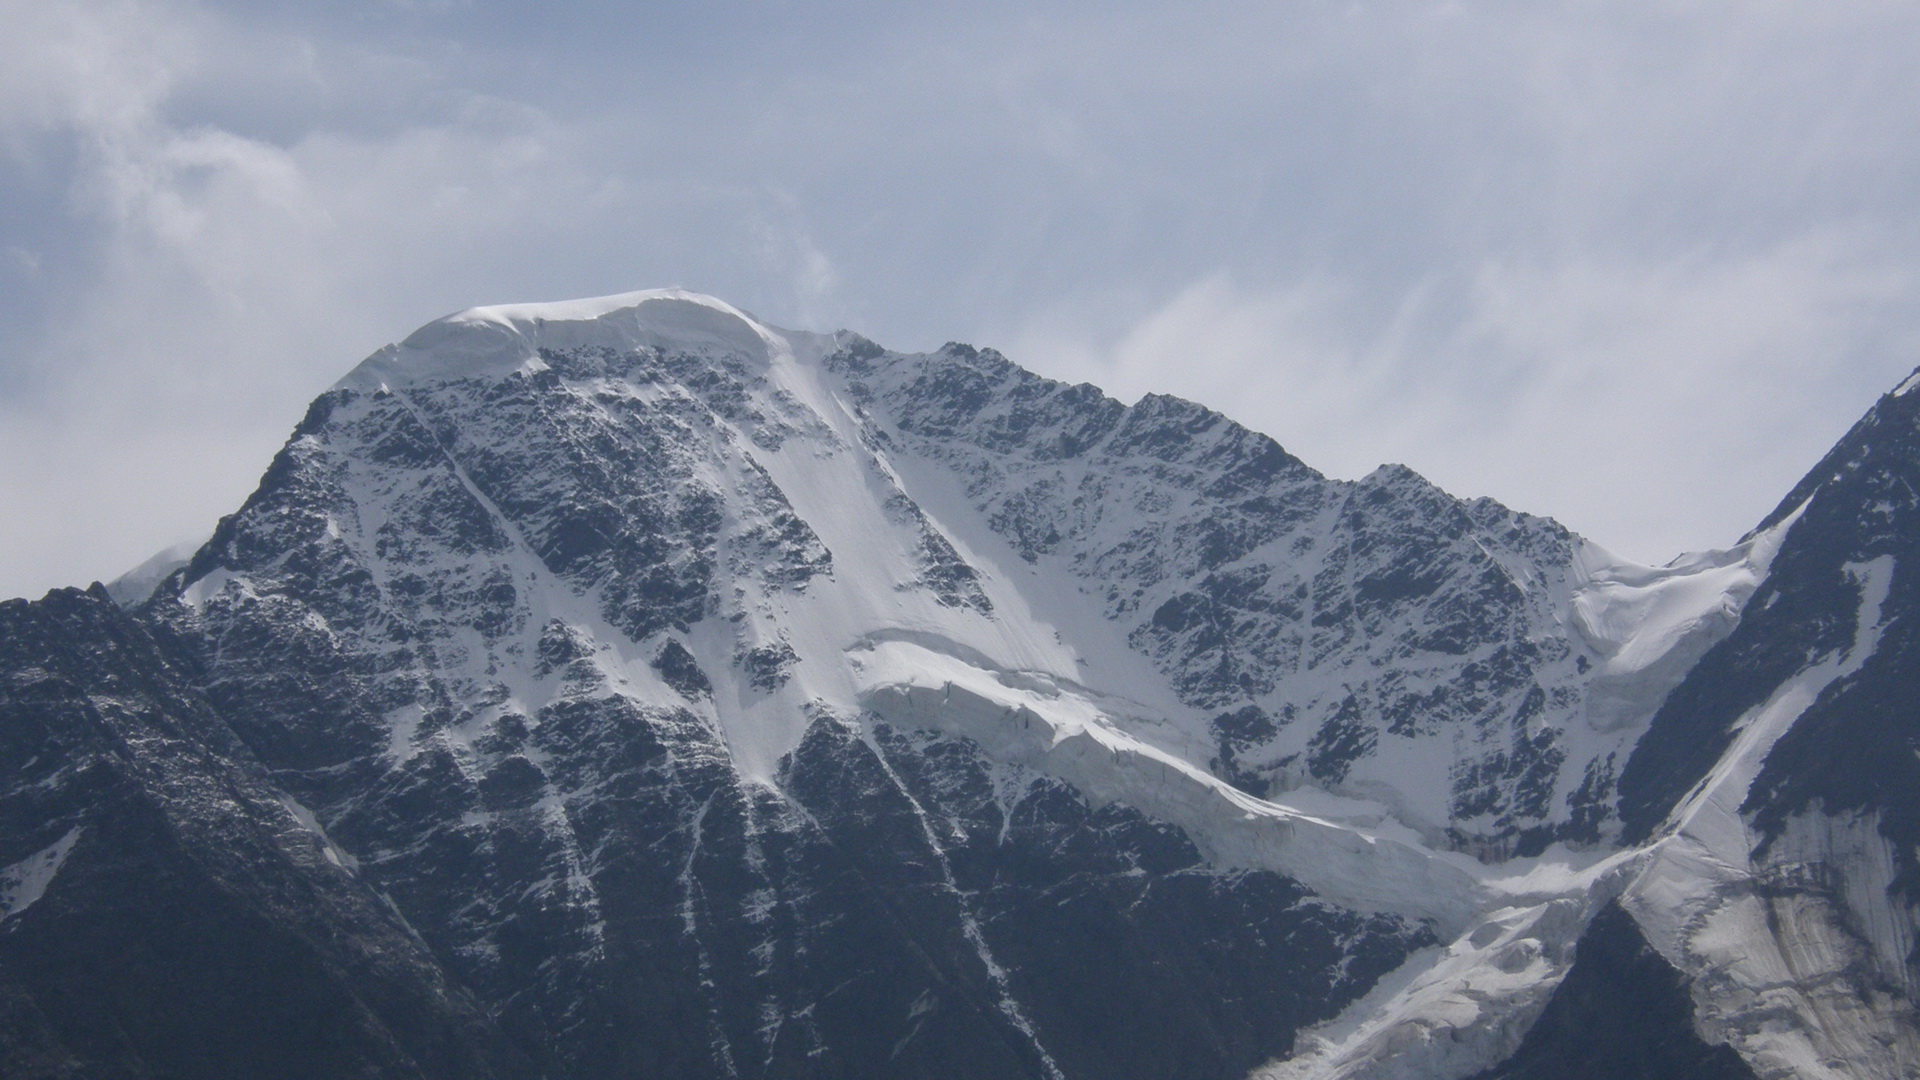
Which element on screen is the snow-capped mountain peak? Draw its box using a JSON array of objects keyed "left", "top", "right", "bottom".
[
  {"left": 10, "top": 291, "right": 1920, "bottom": 1079},
  {"left": 338, "top": 288, "right": 815, "bottom": 393}
]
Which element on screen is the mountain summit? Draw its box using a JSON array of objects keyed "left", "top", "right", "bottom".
[{"left": 2, "top": 290, "right": 1916, "bottom": 1078}]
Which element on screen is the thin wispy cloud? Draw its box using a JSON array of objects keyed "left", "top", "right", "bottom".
[{"left": 4, "top": 0, "right": 1919, "bottom": 594}]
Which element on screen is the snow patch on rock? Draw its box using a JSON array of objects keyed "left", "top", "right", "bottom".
[{"left": 0, "top": 827, "right": 81, "bottom": 920}]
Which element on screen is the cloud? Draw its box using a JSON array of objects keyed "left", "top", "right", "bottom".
[
  {"left": 0, "top": 0, "right": 196, "bottom": 133},
  {"left": 4, "top": 0, "right": 1920, "bottom": 592},
  {"left": 1031, "top": 230, "right": 1912, "bottom": 563}
]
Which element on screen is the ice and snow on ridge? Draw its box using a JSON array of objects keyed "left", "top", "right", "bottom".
[
  {"left": 852, "top": 633, "right": 1644, "bottom": 937},
  {"left": 853, "top": 635, "right": 1487, "bottom": 929},
  {"left": 1567, "top": 503, "right": 1803, "bottom": 735},
  {"left": 831, "top": 336, "right": 1666, "bottom": 852},
  {"left": 105, "top": 536, "right": 206, "bottom": 607},
  {"left": 336, "top": 288, "right": 822, "bottom": 392}
]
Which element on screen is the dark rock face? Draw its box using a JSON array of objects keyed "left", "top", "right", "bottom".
[
  {"left": 653, "top": 638, "right": 714, "bottom": 699},
  {"left": 1210, "top": 704, "right": 1279, "bottom": 797},
  {"left": 0, "top": 586, "right": 1425, "bottom": 1079},
  {"left": 1469, "top": 903, "right": 1758, "bottom": 1080},
  {"left": 0, "top": 588, "right": 525, "bottom": 1080},
  {"left": 803, "top": 722, "right": 1430, "bottom": 1080},
  {"left": 1734, "top": 384, "right": 1920, "bottom": 912},
  {"left": 738, "top": 642, "right": 798, "bottom": 691}
]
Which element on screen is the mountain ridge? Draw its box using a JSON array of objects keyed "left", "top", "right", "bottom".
[{"left": 3, "top": 289, "right": 1917, "bottom": 1078}]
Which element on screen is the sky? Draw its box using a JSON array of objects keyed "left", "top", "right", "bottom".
[{"left": 5, "top": 0, "right": 1920, "bottom": 598}]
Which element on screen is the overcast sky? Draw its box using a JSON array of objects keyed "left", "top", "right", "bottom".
[{"left": 5, "top": 1, "right": 1920, "bottom": 597}]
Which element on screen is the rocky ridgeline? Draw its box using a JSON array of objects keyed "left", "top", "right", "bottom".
[{"left": 828, "top": 338, "right": 1606, "bottom": 855}]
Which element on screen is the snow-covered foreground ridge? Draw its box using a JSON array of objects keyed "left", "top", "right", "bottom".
[{"left": 135, "top": 288, "right": 1920, "bottom": 1078}]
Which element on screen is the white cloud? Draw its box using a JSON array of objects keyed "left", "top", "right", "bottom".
[
  {"left": 0, "top": 0, "right": 197, "bottom": 133},
  {"left": 1020, "top": 231, "right": 1915, "bottom": 563},
  {"left": 5, "top": 0, "right": 1920, "bottom": 591}
]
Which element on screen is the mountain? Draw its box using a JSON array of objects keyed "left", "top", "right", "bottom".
[{"left": 1, "top": 289, "right": 1916, "bottom": 1078}]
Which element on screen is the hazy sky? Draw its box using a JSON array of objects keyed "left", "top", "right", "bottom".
[{"left": 6, "top": 1, "right": 1920, "bottom": 598}]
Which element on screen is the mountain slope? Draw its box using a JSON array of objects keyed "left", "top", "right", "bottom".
[
  {"left": 1465, "top": 903, "right": 1758, "bottom": 1080},
  {"left": 0, "top": 586, "right": 528, "bottom": 1080},
  {"left": 1611, "top": 373, "right": 1920, "bottom": 1079},
  {"left": 134, "top": 292, "right": 1452, "bottom": 1077},
  {"left": 1, "top": 289, "right": 1915, "bottom": 1077}
]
